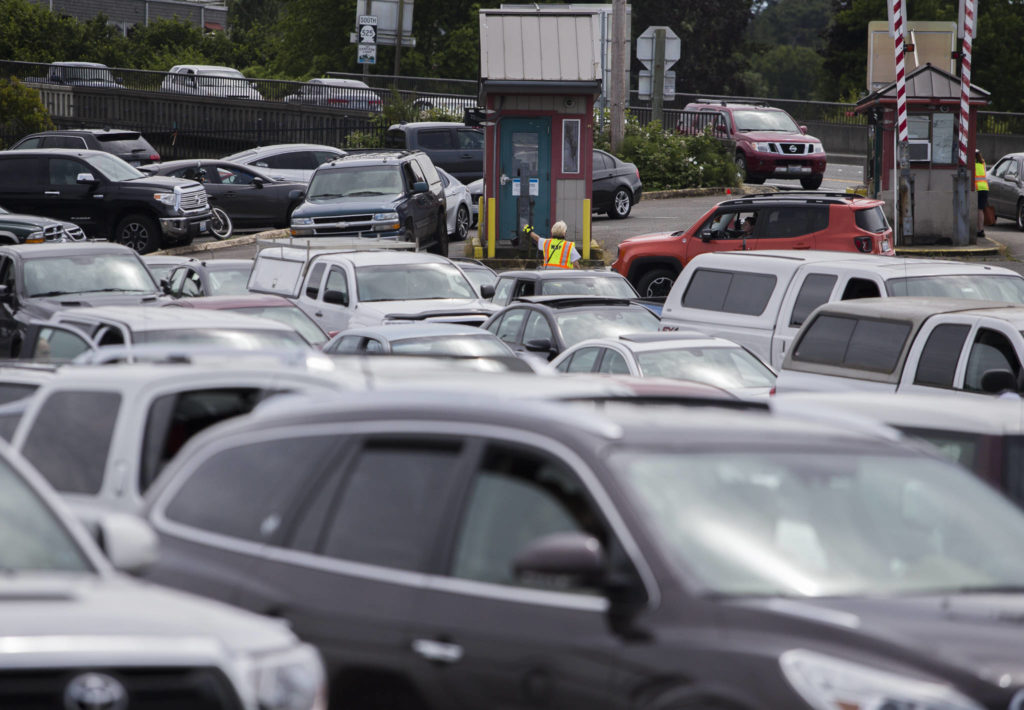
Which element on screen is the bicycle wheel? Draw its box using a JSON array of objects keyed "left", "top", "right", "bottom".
[{"left": 210, "top": 207, "right": 233, "bottom": 240}]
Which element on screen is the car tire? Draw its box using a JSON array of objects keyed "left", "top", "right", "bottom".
[
  {"left": 1017, "top": 200, "right": 1024, "bottom": 231},
  {"left": 800, "top": 174, "right": 824, "bottom": 190},
  {"left": 637, "top": 268, "right": 676, "bottom": 299},
  {"left": 115, "top": 213, "right": 160, "bottom": 254},
  {"left": 454, "top": 205, "right": 471, "bottom": 240},
  {"left": 734, "top": 153, "right": 749, "bottom": 183},
  {"left": 608, "top": 187, "right": 633, "bottom": 219},
  {"left": 210, "top": 207, "right": 233, "bottom": 240},
  {"left": 428, "top": 209, "right": 448, "bottom": 255}
]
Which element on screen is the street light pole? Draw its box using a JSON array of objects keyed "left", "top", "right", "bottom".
[{"left": 610, "top": 0, "right": 626, "bottom": 152}]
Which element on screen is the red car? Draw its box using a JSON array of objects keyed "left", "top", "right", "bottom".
[
  {"left": 164, "top": 294, "right": 330, "bottom": 348},
  {"left": 612, "top": 192, "right": 895, "bottom": 297}
]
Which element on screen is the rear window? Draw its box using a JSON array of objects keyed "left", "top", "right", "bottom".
[
  {"left": 385, "top": 129, "right": 407, "bottom": 149},
  {"left": 681, "top": 269, "right": 777, "bottom": 316},
  {"left": 854, "top": 206, "right": 889, "bottom": 233},
  {"left": 416, "top": 130, "right": 454, "bottom": 149},
  {"left": 793, "top": 314, "right": 911, "bottom": 373}
]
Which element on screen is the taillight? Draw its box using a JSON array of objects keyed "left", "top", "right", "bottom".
[
  {"left": 769, "top": 386, "right": 776, "bottom": 396},
  {"left": 150, "top": 154, "right": 160, "bottom": 161},
  {"left": 853, "top": 236, "right": 873, "bottom": 253}
]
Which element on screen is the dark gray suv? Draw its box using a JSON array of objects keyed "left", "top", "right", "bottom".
[
  {"left": 142, "top": 390, "right": 1024, "bottom": 710},
  {"left": 290, "top": 150, "right": 449, "bottom": 254}
]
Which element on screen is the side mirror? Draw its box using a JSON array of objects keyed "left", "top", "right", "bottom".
[
  {"left": 700, "top": 229, "right": 714, "bottom": 242},
  {"left": 159, "top": 278, "right": 173, "bottom": 295},
  {"left": 288, "top": 189, "right": 305, "bottom": 201},
  {"left": 524, "top": 337, "right": 554, "bottom": 354},
  {"left": 981, "top": 369, "right": 1019, "bottom": 395},
  {"left": 412, "top": 181, "right": 429, "bottom": 194},
  {"left": 480, "top": 284, "right": 495, "bottom": 299},
  {"left": 76, "top": 172, "right": 97, "bottom": 185},
  {"left": 97, "top": 513, "right": 159, "bottom": 574},
  {"left": 323, "top": 289, "right": 349, "bottom": 306},
  {"left": 513, "top": 532, "right": 605, "bottom": 584},
  {"left": 0, "top": 284, "right": 10, "bottom": 302},
  {"left": 253, "top": 177, "right": 265, "bottom": 189},
  {"left": 799, "top": 125, "right": 808, "bottom": 134}
]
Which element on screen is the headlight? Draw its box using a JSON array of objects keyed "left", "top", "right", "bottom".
[
  {"left": 373, "top": 212, "right": 399, "bottom": 222},
  {"left": 808, "top": 143, "right": 824, "bottom": 154},
  {"left": 26, "top": 229, "right": 44, "bottom": 243},
  {"left": 153, "top": 192, "right": 176, "bottom": 205},
  {"left": 754, "top": 142, "right": 774, "bottom": 153},
  {"left": 292, "top": 217, "right": 313, "bottom": 226},
  {"left": 780, "top": 649, "right": 985, "bottom": 710},
  {"left": 249, "top": 644, "right": 326, "bottom": 710}
]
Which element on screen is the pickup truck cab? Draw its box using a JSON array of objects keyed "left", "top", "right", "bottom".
[
  {"left": 775, "top": 297, "right": 1024, "bottom": 398},
  {"left": 248, "top": 245, "right": 498, "bottom": 333},
  {"left": 659, "top": 251, "right": 1024, "bottom": 368}
]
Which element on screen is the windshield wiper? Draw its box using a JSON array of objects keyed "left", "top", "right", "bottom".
[
  {"left": 29, "top": 290, "right": 70, "bottom": 298},
  {"left": 310, "top": 193, "right": 347, "bottom": 199},
  {"left": 346, "top": 190, "right": 393, "bottom": 196},
  {"left": 77, "top": 288, "right": 148, "bottom": 294}
]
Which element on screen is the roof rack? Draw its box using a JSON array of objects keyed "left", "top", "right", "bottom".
[
  {"left": 719, "top": 191, "right": 863, "bottom": 206},
  {"left": 694, "top": 98, "right": 768, "bottom": 108}
]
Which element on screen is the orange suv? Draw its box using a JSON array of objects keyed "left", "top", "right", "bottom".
[
  {"left": 612, "top": 192, "right": 895, "bottom": 297},
  {"left": 680, "top": 100, "right": 826, "bottom": 189}
]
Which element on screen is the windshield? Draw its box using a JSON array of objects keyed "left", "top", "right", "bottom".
[
  {"left": 391, "top": 334, "right": 512, "bottom": 357},
  {"left": 136, "top": 328, "right": 310, "bottom": 350},
  {"left": 637, "top": 346, "right": 776, "bottom": 389},
  {"left": 225, "top": 306, "right": 327, "bottom": 347},
  {"left": 615, "top": 446, "right": 1024, "bottom": 597},
  {"left": 732, "top": 109, "right": 801, "bottom": 133},
  {"left": 462, "top": 267, "right": 497, "bottom": 293},
  {"left": 885, "top": 274, "right": 1024, "bottom": 303},
  {"left": 356, "top": 263, "right": 477, "bottom": 301},
  {"left": 24, "top": 254, "right": 157, "bottom": 297},
  {"left": 0, "top": 458, "right": 92, "bottom": 573},
  {"left": 207, "top": 267, "right": 252, "bottom": 296},
  {"left": 542, "top": 277, "right": 637, "bottom": 299},
  {"left": 555, "top": 308, "right": 659, "bottom": 348},
  {"left": 86, "top": 153, "right": 145, "bottom": 181},
  {"left": 308, "top": 166, "right": 404, "bottom": 199},
  {"left": 63, "top": 66, "right": 116, "bottom": 83},
  {"left": 196, "top": 69, "right": 246, "bottom": 87}
]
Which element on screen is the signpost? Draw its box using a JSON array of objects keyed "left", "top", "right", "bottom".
[
  {"left": 358, "top": 14, "right": 377, "bottom": 67},
  {"left": 888, "top": 0, "right": 912, "bottom": 243},
  {"left": 954, "top": 0, "right": 978, "bottom": 245},
  {"left": 636, "top": 25, "right": 679, "bottom": 124}
]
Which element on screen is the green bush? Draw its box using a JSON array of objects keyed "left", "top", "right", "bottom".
[{"left": 0, "top": 78, "right": 53, "bottom": 148}]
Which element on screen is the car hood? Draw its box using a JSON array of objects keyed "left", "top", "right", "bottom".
[
  {"left": 730, "top": 593, "right": 1024, "bottom": 688},
  {"left": 738, "top": 131, "right": 818, "bottom": 143},
  {"left": 127, "top": 175, "right": 203, "bottom": 192},
  {"left": 362, "top": 298, "right": 500, "bottom": 320},
  {"left": 295, "top": 195, "right": 403, "bottom": 217},
  {"left": 23, "top": 293, "right": 162, "bottom": 320},
  {"left": 0, "top": 573, "right": 296, "bottom": 655},
  {"left": 621, "top": 231, "right": 679, "bottom": 244},
  {"left": 0, "top": 213, "right": 73, "bottom": 229}
]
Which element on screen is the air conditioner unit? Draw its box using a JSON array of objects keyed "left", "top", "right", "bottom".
[{"left": 908, "top": 140, "right": 931, "bottom": 162}]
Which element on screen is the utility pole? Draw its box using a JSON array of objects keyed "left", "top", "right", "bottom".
[
  {"left": 651, "top": 27, "right": 665, "bottom": 126},
  {"left": 610, "top": 0, "right": 626, "bottom": 152},
  {"left": 394, "top": 0, "right": 405, "bottom": 76}
]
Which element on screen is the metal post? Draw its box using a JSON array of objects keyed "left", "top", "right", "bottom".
[
  {"left": 487, "top": 197, "right": 496, "bottom": 259},
  {"left": 652, "top": 28, "right": 665, "bottom": 126},
  {"left": 394, "top": 0, "right": 405, "bottom": 76},
  {"left": 610, "top": 0, "right": 626, "bottom": 152},
  {"left": 582, "top": 199, "right": 591, "bottom": 261},
  {"left": 363, "top": 0, "right": 373, "bottom": 78},
  {"left": 598, "top": 11, "right": 607, "bottom": 135}
]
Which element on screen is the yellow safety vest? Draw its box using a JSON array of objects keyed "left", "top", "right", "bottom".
[
  {"left": 976, "top": 161, "right": 989, "bottom": 191},
  {"left": 544, "top": 239, "right": 574, "bottom": 269}
]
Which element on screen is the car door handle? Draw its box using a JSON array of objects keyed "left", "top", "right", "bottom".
[
  {"left": 314, "top": 311, "right": 323, "bottom": 317},
  {"left": 44, "top": 191, "right": 60, "bottom": 196},
  {"left": 412, "top": 639, "right": 463, "bottom": 664}
]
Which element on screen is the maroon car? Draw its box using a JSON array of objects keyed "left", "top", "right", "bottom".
[{"left": 165, "top": 294, "right": 329, "bottom": 347}]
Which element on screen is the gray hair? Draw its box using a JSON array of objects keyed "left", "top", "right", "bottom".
[{"left": 550, "top": 220, "right": 568, "bottom": 238}]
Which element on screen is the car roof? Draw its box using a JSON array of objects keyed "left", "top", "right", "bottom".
[
  {"left": 693, "top": 250, "right": 1021, "bottom": 277},
  {"left": 388, "top": 122, "right": 470, "bottom": 130},
  {"left": 715, "top": 193, "right": 883, "bottom": 208},
  {"left": 143, "top": 254, "right": 192, "bottom": 267},
  {"left": 0, "top": 148, "right": 115, "bottom": 160},
  {"left": 320, "top": 250, "right": 453, "bottom": 267},
  {"left": 187, "top": 259, "right": 253, "bottom": 271},
  {"left": 171, "top": 64, "right": 242, "bottom": 72},
  {"left": 166, "top": 294, "right": 294, "bottom": 309},
  {"left": 327, "top": 151, "right": 420, "bottom": 166},
  {"left": 515, "top": 295, "right": 639, "bottom": 309},
  {"left": 53, "top": 61, "right": 109, "bottom": 67},
  {"left": 51, "top": 306, "right": 298, "bottom": 331},
  {"left": 563, "top": 332, "right": 746, "bottom": 354},
  {"left": 309, "top": 78, "right": 372, "bottom": 88},
  {"left": 34, "top": 128, "right": 139, "bottom": 136},
  {"left": 0, "top": 241, "right": 137, "bottom": 258},
  {"left": 225, "top": 144, "right": 344, "bottom": 159},
  {"left": 499, "top": 269, "right": 629, "bottom": 280},
  {"left": 335, "top": 323, "right": 496, "bottom": 340},
  {"left": 811, "top": 296, "right": 1022, "bottom": 323},
  {"left": 143, "top": 159, "right": 277, "bottom": 178}
]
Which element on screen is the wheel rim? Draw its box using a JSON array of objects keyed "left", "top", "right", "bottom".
[
  {"left": 211, "top": 208, "right": 230, "bottom": 238},
  {"left": 614, "top": 190, "right": 630, "bottom": 215},
  {"left": 456, "top": 207, "right": 469, "bottom": 239},
  {"left": 1018, "top": 203, "right": 1024, "bottom": 230},
  {"left": 646, "top": 276, "right": 674, "bottom": 298},
  {"left": 735, "top": 156, "right": 746, "bottom": 181},
  {"left": 120, "top": 221, "right": 150, "bottom": 252}
]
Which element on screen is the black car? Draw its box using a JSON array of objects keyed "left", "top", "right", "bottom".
[
  {"left": 593, "top": 148, "right": 643, "bottom": 219},
  {"left": 491, "top": 268, "right": 639, "bottom": 306},
  {"left": 140, "top": 390, "right": 1024, "bottom": 710},
  {"left": 162, "top": 258, "right": 254, "bottom": 298},
  {"left": 290, "top": 150, "right": 449, "bottom": 254},
  {"left": 482, "top": 295, "right": 660, "bottom": 360},
  {"left": 0, "top": 149, "right": 211, "bottom": 252},
  {"left": 141, "top": 160, "right": 305, "bottom": 231},
  {"left": 0, "top": 204, "right": 85, "bottom": 244},
  {"left": 11, "top": 129, "right": 160, "bottom": 166},
  {"left": 988, "top": 152, "right": 1024, "bottom": 230},
  {"left": 385, "top": 122, "right": 484, "bottom": 184}
]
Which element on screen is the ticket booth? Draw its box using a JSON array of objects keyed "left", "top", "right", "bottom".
[
  {"left": 855, "top": 63, "right": 989, "bottom": 244},
  {"left": 477, "top": 8, "right": 602, "bottom": 260}
]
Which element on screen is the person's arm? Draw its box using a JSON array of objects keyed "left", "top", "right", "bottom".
[{"left": 522, "top": 224, "right": 541, "bottom": 244}]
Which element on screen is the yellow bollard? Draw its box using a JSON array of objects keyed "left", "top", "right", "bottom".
[
  {"left": 487, "top": 197, "right": 496, "bottom": 259},
  {"left": 582, "top": 199, "right": 591, "bottom": 261}
]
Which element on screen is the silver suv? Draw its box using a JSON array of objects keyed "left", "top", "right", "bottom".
[{"left": 0, "top": 438, "right": 325, "bottom": 709}]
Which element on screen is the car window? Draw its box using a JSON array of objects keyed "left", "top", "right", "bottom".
[
  {"left": 593, "top": 151, "right": 613, "bottom": 170},
  {"left": 681, "top": 269, "right": 777, "bottom": 316},
  {"left": 415, "top": 155, "right": 440, "bottom": 186},
  {"left": 316, "top": 438, "right": 465, "bottom": 571},
  {"left": 914, "top": 324, "right": 971, "bottom": 388},
  {"left": 385, "top": 130, "right": 407, "bottom": 149},
  {"left": 0, "top": 157, "right": 43, "bottom": 185},
  {"left": 495, "top": 309, "right": 527, "bottom": 344},
  {"left": 261, "top": 152, "right": 318, "bottom": 170},
  {"left": 417, "top": 130, "right": 454, "bottom": 149},
  {"left": 140, "top": 388, "right": 267, "bottom": 494},
  {"left": 522, "top": 311, "right": 553, "bottom": 343},
  {"left": 364, "top": 338, "right": 384, "bottom": 353},
  {"left": 789, "top": 274, "right": 837, "bottom": 327},
  {"left": 44, "top": 136, "right": 87, "bottom": 149},
  {"left": 48, "top": 158, "right": 87, "bottom": 185},
  {"left": 759, "top": 206, "right": 829, "bottom": 238},
  {"left": 457, "top": 129, "right": 483, "bottom": 150},
  {"left": 169, "top": 267, "right": 188, "bottom": 295},
  {"left": 793, "top": 314, "right": 911, "bottom": 373},
  {"left": 598, "top": 349, "right": 631, "bottom": 375},
  {"left": 182, "top": 269, "right": 203, "bottom": 297},
  {"left": 163, "top": 436, "right": 337, "bottom": 541},
  {"left": 15, "top": 137, "right": 43, "bottom": 149},
  {"left": 325, "top": 267, "right": 348, "bottom": 301},
  {"left": 562, "top": 347, "right": 600, "bottom": 373},
  {"left": 305, "top": 262, "right": 327, "bottom": 300},
  {"left": 408, "top": 158, "right": 426, "bottom": 184},
  {"left": 217, "top": 167, "right": 255, "bottom": 185},
  {"left": 854, "top": 206, "right": 889, "bottom": 234},
  {"left": 1008, "top": 161, "right": 1020, "bottom": 180},
  {"left": 451, "top": 442, "right": 611, "bottom": 593},
  {"left": 840, "top": 278, "right": 881, "bottom": 300},
  {"left": 993, "top": 159, "right": 1011, "bottom": 178},
  {"left": 21, "top": 391, "right": 121, "bottom": 495},
  {"left": 0, "top": 382, "right": 38, "bottom": 405},
  {"left": 492, "top": 278, "right": 514, "bottom": 306},
  {"left": 32, "top": 326, "right": 92, "bottom": 362},
  {"left": 314, "top": 151, "right": 341, "bottom": 165},
  {"left": 964, "top": 328, "right": 1021, "bottom": 393},
  {"left": 326, "top": 335, "right": 363, "bottom": 353}
]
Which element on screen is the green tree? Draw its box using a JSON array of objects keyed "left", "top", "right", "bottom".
[
  {"left": 748, "top": 44, "right": 826, "bottom": 99},
  {"left": 973, "top": 0, "right": 1024, "bottom": 113},
  {"left": 749, "top": 0, "right": 831, "bottom": 51},
  {"left": 0, "top": 78, "right": 54, "bottom": 148}
]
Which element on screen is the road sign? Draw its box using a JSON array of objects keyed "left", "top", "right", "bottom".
[
  {"left": 638, "top": 70, "right": 676, "bottom": 101},
  {"left": 358, "top": 15, "right": 377, "bottom": 44},
  {"left": 358, "top": 43, "right": 377, "bottom": 64},
  {"left": 636, "top": 26, "right": 680, "bottom": 65}
]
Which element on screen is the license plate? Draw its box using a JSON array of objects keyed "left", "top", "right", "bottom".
[
  {"left": 129, "top": 161, "right": 141, "bottom": 167},
  {"left": 881, "top": 239, "right": 891, "bottom": 252},
  {"left": 789, "top": 165, "right": 810, "bottom": 173},
  {"left": 198, "top": 221, "right": 208, "bottom": 233}
]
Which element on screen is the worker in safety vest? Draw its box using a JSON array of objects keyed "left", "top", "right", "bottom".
[
  {"left": 976, "top": 150, "right": 989, "bottom": 238},
  {"left": 522, "top": 220, "right": 581, "bottom": 269}
]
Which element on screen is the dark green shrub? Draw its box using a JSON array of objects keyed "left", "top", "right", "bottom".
[{"left": 0, "top": 78, "right": 53, "bottom": 148}]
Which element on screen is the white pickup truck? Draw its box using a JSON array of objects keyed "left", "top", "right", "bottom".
[
  {"left": 247, "top": 244, "right": 499, "bottom": 333},
  {"left": 658, "top": 250, "right": 1024, "bottom": 368},
  {"left": 775, "top": 297, "right": 1024, "bottom": 398}
]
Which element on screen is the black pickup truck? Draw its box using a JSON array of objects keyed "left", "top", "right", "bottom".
[{"left": 0, "top": 149, "right": 212, "bottom": 252}]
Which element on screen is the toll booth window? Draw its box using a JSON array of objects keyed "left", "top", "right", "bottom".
[{"left": 907, "top": 113, "right": 954, "bottom": 165}]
